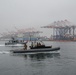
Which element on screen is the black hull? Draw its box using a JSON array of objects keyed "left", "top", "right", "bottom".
[
  {"left": 30, "top": 45, "right": 52, "bottom": 49},
  {"left": 11, "top": 47, "right": 60, "bottom": 53}
]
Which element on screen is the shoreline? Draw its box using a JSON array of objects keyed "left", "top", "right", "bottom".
[{"left": 43, "top": 40, "right": 76, "bottom": 42}]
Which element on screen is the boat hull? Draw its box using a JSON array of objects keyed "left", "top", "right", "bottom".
[
  {"left": 11, "top": 47, "right": 60, "bottom": 53},
  {"left": 30, "top": 45, "right": 52, "bottom": 49}
]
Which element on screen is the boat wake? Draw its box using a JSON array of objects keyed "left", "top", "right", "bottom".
[
  {"left": 0, "top": 51, "right": 10, "bottom": 54},
  {"left": 0, "top": 44, "right": 5, "bottom": 46}
]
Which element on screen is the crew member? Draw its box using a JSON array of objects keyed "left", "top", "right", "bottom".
[{"left": 23, "top": 41, "right": 28, "bottom": 50}]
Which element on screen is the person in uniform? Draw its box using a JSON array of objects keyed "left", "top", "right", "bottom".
[{"left": 23, "top": 41, "right": 28, "bottom": 50}]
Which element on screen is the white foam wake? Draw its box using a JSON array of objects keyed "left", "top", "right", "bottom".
[
  {"left": 0, "top": 51, "right": 10, "bottom": 54},
  {"left": 0, "top": 44, "right": 5, "bottom": 46}
]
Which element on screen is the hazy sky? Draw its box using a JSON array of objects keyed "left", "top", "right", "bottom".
[{"left": 0, "top": 0, "right": 76, "bottom": 37}]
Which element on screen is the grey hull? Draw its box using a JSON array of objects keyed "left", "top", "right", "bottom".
[{"left": 11, "top": 47, "right": 60, "bottom": 53}]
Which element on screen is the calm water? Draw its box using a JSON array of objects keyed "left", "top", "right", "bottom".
[{"left": 0, "top": 41, "right": 76, "bottom": 75}]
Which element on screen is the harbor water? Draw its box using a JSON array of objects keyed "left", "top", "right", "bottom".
[{"left": 0, "top": 41, "right": 76, "bottom": 75}]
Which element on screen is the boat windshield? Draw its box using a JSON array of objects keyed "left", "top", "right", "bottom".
[{"left": 30, "top": 41, "right": 45, "bottom": 48}]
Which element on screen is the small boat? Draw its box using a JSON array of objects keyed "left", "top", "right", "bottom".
[
  {"left": 5, "top": 42, "right": 25, "bottom": 46},
  {"left": 5, "top": 38, "right": 25, "bottom": 46},
  {"left": 5, "top": 41, "right": 25, "bottom": 45},
  {"left": 5, "top": 44, "right": 24, "bottom": 47},
  {"left": 11, "top": 47, "right": 60, "bottom": 53}
]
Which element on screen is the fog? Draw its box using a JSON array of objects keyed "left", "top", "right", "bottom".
[{"left": 0, "top": 0, "right": 76, "bottom": 37}]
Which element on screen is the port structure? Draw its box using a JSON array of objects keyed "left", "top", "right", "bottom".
[
  {"left": 0, "top": 27, "right": 43, "bottom": 41},
  {"left": 41, "top": 20, "right": 76, "bottom": 40}
]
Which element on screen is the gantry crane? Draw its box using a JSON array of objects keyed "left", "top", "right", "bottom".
[{"left": 41, "top": 20, "right": 76, "bottom": 40}]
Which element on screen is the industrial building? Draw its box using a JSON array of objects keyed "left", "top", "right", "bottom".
[{"left": 0, "top": 28, "right": 42, "bottom": 41}]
